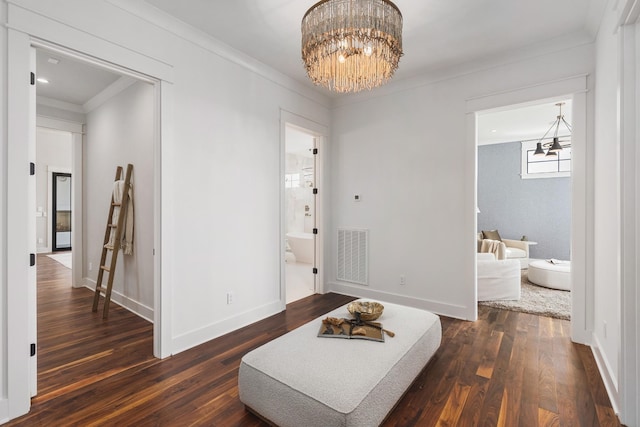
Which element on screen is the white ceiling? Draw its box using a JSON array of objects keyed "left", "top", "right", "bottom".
[
  {"left": 35, "top": 48, "right": 121, "bottom": 106},
  {"left": 477, "top": 99, "right": 573, "bottom": 145},
  {"left": 34, "top": 1, "right": 594, "bottom": 142},
  {"left": 145, "top": 0, "right": 604, "bottom": 95}
]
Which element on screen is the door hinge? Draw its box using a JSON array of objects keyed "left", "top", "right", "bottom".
[
  {"left": 30, "top": 72, "right": 35, "bottom": 85},
  {"left": 30, "top": 162, "right": 35, "bottom": 176},
  {"left": 313, "top": 148, "right": 318, "bottom": 155},
  {"left": 30, "top": 253, "right": 36, "bottom": 266},
  {"left": 30, "top": 343, "right": 36, "bottom": 357},
  {"left": 312, "top": 268, "right": 318, "bottom": 274},
  {"left": 313, "top": 188, "right": 318, "bottom": 195},
  {"left": 313, "top": 228, "right": 318, "bottom": 235}
]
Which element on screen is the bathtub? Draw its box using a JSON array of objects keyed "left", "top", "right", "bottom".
[{"left": 286, "top": 232, "right": 314, "bottom": 264}]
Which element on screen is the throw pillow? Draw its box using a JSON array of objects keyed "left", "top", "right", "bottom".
[{"left": 482, "top": 229, "right": 502, "bottom": 241}]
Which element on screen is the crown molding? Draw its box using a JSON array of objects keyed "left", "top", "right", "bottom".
[
  {"left": 83, "top": 75, "right": 137, "bottom": 113},
  {"left": 105, "top": 0, "right": 331, "bottom": 109},
  {"left": 36, "top": 96, "right": 84, "bottom": 113},
  {"left": 332, "top": 31, "right": 595, "bottom": 109}
]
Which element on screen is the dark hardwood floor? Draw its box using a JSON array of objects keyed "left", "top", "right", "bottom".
[{"left": 5, "top": 254, "right": 621, "bottom": 426}]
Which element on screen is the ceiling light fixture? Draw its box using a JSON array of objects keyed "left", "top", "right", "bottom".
[
  {"left": 36, "top": 77, "right": 49, "bottom": 84},
  {"left": 301, "top": 0, "right": 403, "bottom": 93},
  {"left": 533, "top": 102, "right": 572, "bottom": 157}
]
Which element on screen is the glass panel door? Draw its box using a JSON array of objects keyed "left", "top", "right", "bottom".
[{"left": 52, "top": 172, "right": 72, "bottom": 251}]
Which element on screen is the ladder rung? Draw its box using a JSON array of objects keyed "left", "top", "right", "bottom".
[
  {"left": 112, "top": 202, "right": 121, "bottom": 206},
  {"left": 100, "top": 266, "right": 110, "bottom": 272},
  {"left": 108, "top": 224, "right": 118, "bottom": 228},
  {"left": 95, "top": 286, "right": 106, "bottom": 293}
]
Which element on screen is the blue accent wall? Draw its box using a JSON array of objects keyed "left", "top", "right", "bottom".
[{"left": 478, "top": 141, "right": 570, "bottom": 260}]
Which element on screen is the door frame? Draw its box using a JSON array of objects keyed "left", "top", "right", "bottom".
[
  {"left": 280, "top": 110, "right": 329, "bottom": 310},
  {"left": 6, "top": 21, "right": 174, "bottom": 420},
  {"left": 466, "top": 75, "right": 591, "bottom": 343}
]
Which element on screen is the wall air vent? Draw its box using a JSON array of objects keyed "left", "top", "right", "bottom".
[{"left": 337, "top": 228, "right": 368, "bottom": 285}]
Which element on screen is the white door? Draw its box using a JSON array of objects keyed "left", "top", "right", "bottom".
[{"left": 28, "top": 46, "right": 38, "bottom": 397}]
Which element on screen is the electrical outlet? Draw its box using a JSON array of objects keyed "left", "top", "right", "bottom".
[
  {"left": 603, "top": 321, "right": 607, "bottom": 338},
  {"left": 89, "top": 262, "right": 93, "bottom": 271},
  {"left": 227, "top": 292, "right": 234, "bottom": 305},
  {"left": 400, "top": 275, "right": 406, "bottom": 286}
]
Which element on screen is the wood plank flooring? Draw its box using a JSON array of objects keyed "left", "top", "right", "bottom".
[{"left": 6, "top": 254, "right": 621, "bottom": 426}]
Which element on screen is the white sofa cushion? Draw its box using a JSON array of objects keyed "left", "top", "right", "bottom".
[{"left": 505, "top": 247, "right": 527, "bottom": 258}]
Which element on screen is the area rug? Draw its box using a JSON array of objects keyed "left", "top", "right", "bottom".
[
  {"left": 46, "top": 252, "right": 72, "bottom": 269},
  {"left": 479, "top": 272, "right": 571, "bottom": 320}
]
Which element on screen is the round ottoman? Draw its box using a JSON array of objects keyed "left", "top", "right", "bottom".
[{"left": 528, "top": 260, "right": 571, "bottom": 290}]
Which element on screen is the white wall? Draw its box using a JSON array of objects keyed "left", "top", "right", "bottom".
[
  {"left": 84, "top": 81, "right": 155, "bottom": 319},
  {"left": 1, "top": 0, "right": 331, "bottom": 383},
  {"left": 329, "top": 43, "right": 595, "bottom": 320},
  {"left": 35, "top": 127, "right": 72, "bottom": 252}
]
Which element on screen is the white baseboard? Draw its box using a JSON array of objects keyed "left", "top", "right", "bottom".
[
  {"left": 328, "top": 281, "right": 473, "bottom": 320},
  {"left": 83, "top": 277, "right": 154, "bottom": 323},
  {"left": 171, "top": 300, "right": 283, "bottom": 355},
  {"left": 36, "top": 246, "right": 49, "bottom": 254},
  {"left": 591, "top": 333, "right": 620, "bottom": 416},
  {"left": 0, "top": 398, "right": 9, "bottom": 425}
]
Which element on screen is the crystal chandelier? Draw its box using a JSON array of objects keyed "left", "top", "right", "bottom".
[
  {"left": 301, "top": 0, "right": 403, "bottom": 93},
  {"left": 533, "top": 102, "right": 572, "bottom": 157}
]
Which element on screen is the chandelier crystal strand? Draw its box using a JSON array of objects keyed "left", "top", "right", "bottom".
[{"left": 301, "top": 0, "right": 403, "bottom": 93}]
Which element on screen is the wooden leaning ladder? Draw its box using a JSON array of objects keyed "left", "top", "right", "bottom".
[{"left": 92, "top": 164, "right": 133, "bottom": 319}]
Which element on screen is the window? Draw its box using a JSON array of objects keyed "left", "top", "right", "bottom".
[
  {"left": 285, "top": 173, "right": 301, "bottom": 188},
  {"left": 521, "top": 140, "right": 571, "bottom": 179}
]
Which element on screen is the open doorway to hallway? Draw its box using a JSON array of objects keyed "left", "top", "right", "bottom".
[{"left": 33, "top": 44, "right": 156, "bottom": 397}]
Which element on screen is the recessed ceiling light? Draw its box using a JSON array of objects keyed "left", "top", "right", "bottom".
[
  {"left": 47, "top": 57, "right": 60, "bottom": 65},
  {"left": 491, "top": 129, "right": 497, "bottom": 133},
  {"left": 36, "top": 77, "right": 49, "bottom": 84}
]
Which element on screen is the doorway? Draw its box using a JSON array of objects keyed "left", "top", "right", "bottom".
[
  {"left": 284, "top": 124, "right": 317, "bottom": 303},
  {"left": 32, "top": 44, "right": 156, "bottom": 397},
  {"left": 51, "top": 172, "right": 72, "bottom": 252},
  {"left": 467, "top": 77, "right": 589, "bottom": 343},
  {"left": 476, "top": 99, "right": 573, "bottom": 317}
]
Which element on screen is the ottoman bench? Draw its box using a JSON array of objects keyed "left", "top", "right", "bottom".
[
  {"left": 238, "top": 299, "right": 442, "bottom": 427},
  {"left": 528, "top": 259, "right": 571, "bottom": 290}
]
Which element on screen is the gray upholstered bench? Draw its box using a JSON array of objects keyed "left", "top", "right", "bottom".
[{"left": 238, "top": 299, "right": 442, "bottom": 427}]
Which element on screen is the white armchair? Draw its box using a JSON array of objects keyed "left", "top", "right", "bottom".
[
  {"left": 501, "top": 239, "right": 530, "bottom": 268},
  {"left": 478, "top": 230, "right": 531, "bottom": 269}
]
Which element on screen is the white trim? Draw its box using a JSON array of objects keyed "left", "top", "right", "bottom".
[
  {"left": 82, "top": 279, "right": 154, "bottom": 322},
  {"left": 467, "top": 76, "right": 593, "bottom": 345},
  {"left": 171, "top": 300, "right": 283, "bottom": 355},
  {"left": 36, "top": 115, "right": 83, "bottom": 133},
  {"left": 591, "top": 333, "right": 621, "bottom": 414},
  {"left": 105, "top": 0, "right": 330, "bottom": 108},
  {"left": 82, "top": 76, "right": 137, "bottom": 113},
  {"left": 5, "top": 3, "right": 174, "bottom": 83},
  {"left": 155, "top": 80, "right": 171, "bottom": 358},
  {"left": 7, "top": 27, "right": 32, "bottom": 419},
  {"left": 333, "top": 39, "right": 594, "bottom": 109},
  {"left": 619, "top": 16, "right": 640, "bottom": 427},
  {"left": 328, "top": 281, "right": 471, "bottom": 320},
  {"left": 71, "top": 131, "right": 83, "bottom": 289},
  {"left": 280, "top": 111, "right": 329, "bottom": 311},
  {"left": 36, "top": 96, "right": 84, "bottom": 114}
]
